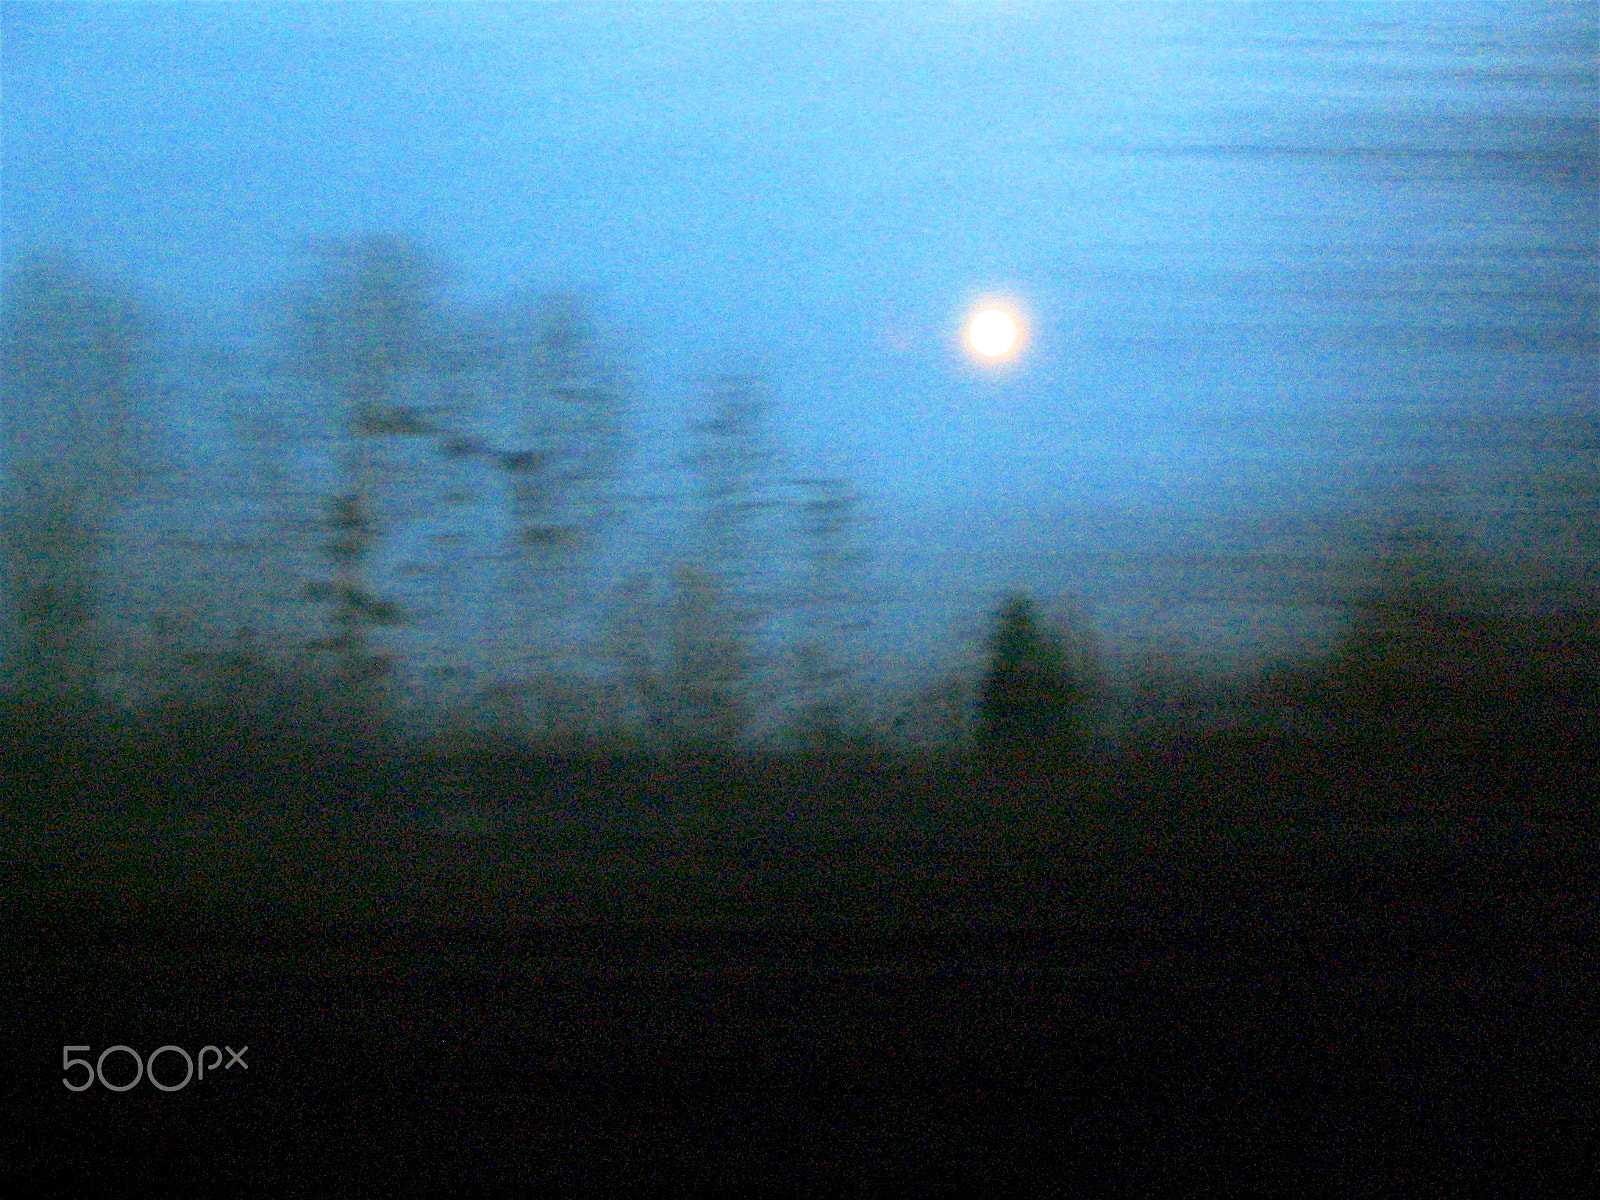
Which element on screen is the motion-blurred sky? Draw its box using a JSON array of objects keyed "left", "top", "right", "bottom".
[{"left": 4, "top": 2, "right": 1595, "bottom": 675}]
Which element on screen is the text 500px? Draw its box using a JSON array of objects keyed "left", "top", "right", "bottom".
[{"left": 62, "top": 1044, "right": 248, "bottom": 1092}]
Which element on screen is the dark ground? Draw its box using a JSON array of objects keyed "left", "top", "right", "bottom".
[
  {"left": 1, "top": 731, "right": 1597, "bottom": 1197},
  {"left": 2, "top": 820, "right": 1596, "bottom": 1198}
]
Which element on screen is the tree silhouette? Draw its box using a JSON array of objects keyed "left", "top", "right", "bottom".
[
  {"left": 2, "top": 254, "right": 152, "bottom": 701},
  {"left": 289, "top": 237, "right": 442, "bottom": 705},
  {"left": 977, "top": 592, "right": 1090, "bottom": 760},
  {"left": 788, "top": 477, "right": 871, "bottom": 749},
  {"left": 1314, "top": 523, "right": 1536, "bottom": 761},
  {"left": 664, "top": 376, "right": 784, "bottom": 750},
  {"left": 489, "top": 292, "right": 630, "bottom": 696}
]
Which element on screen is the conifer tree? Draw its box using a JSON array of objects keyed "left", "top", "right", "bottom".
[{"left": 977, "top": 592, "right": 1088, "bottom": 759}]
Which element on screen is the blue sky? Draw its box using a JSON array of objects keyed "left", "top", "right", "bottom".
[{"left": 3, "top": 2, "right": 1595, "bottom": 676}]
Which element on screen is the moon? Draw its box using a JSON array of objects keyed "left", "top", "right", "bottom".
[{"left": 967, "top": 307, "right": 1019, "bottom": 359}]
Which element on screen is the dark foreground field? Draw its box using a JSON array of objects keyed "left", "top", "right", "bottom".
[{"left": 2, "top": 751, "right": 1596, "bottom": 1198}]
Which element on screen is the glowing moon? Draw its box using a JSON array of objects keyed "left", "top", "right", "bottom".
[{"left": 967, "top": 308, "right": 1019, "bottom": 358}]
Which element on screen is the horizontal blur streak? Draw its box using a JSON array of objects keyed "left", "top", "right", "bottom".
[{"left": 1, "top": 1, "right": 1595, "bottom": 690}]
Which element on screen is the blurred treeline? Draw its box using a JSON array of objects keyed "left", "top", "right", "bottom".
[{"left": 2, "top": 241, "right": 1596, "bottom": 827}]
